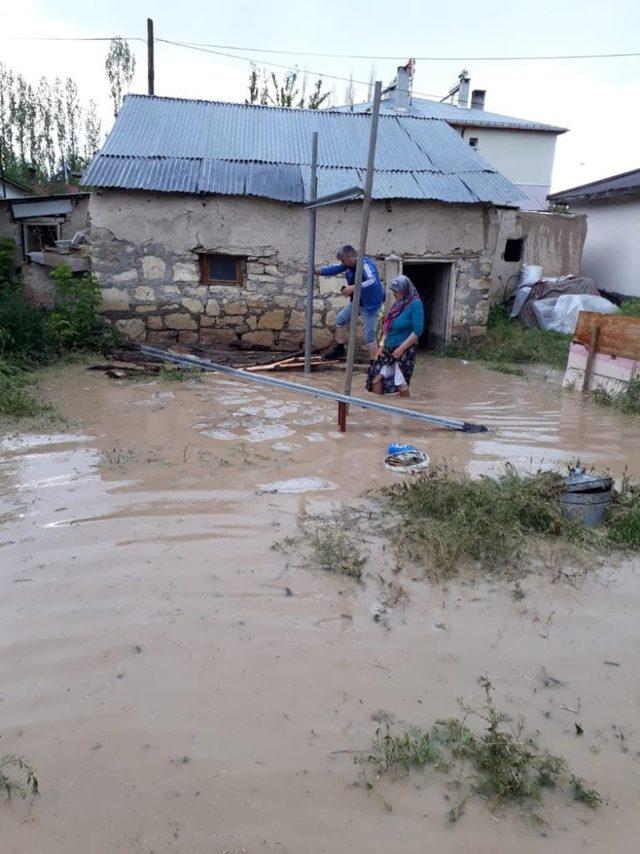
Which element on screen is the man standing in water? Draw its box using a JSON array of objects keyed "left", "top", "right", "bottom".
[{"left": 315, "top": 244, "right": 384, "bottom": 361}]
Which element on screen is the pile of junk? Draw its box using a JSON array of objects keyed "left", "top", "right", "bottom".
[{"left": 509, "top": 265, "right": 619, "bottom": 335}]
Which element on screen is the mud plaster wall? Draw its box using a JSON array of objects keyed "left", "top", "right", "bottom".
[
  {"left": 88, "top": 190, "right": 503, "bottom": 347},
  {"left": 491, "top": 209, "right": 587, "bottom": 301}
]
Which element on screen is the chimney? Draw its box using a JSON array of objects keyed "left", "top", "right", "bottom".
[
  {"left": 471, "top": 89, "right": 486, "bottom": 110},
  {"left": 27, "top": 165, "right": 38, "bottom": 186},
  {"left": 457, "top": 69, "right": 470, "bottom": 108},
  {"left": 394, "top": 61, "right": 413, "bottom": 111}
]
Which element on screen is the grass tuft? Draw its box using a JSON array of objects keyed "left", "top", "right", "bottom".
[
  {"left": 274, "top": 518, "right": 368, "bottom": 580},
  {"left": 382, "top": 463, "right": 583, "bottom": 574},
  {"left": 381, "top": 464, "right": 640, "bottom": 575},
  {"left": 0, "top": 754, "right": 39, "bottom": 799},
  {"left": 357, "top": 681, "right": 601, "bottom": 822},
  {"left": 591, "top": 375, "right": 640, "bottom": 417},
  {"left": 441, "top": 305, "right": 571, "bottom": 370}
]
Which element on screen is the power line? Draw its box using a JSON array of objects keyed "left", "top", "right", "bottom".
[
  {"left": 156, "top": 38, "right": 446, "bottom": 101},
  {"left": 5, "top": 34, "right": 640, "bottom": 61}
]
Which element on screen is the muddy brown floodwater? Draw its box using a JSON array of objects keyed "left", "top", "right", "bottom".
[{"left": 2, "top": 356, "right": 640, "bottom": 853}]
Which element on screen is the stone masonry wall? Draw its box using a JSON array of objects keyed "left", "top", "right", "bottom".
[{"left": 88, "top": 191, "right": 502, "bottom": 347}]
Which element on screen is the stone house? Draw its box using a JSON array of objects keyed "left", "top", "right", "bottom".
[{"left": 82, "top": 94, "right": 583, "bottom": 350}]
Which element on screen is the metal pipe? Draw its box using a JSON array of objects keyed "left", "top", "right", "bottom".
[
  {"left": 304, "top": 132, "right": 318, "bottom": 375},
  {"left": 343, "top": 81, "right": 382, "bottom": 399},
  {"left": 139, "top": 345, "right": 488, "bottom": 433}
]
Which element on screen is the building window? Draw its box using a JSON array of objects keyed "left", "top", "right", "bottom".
[
  {"left": 469, "top": 137, "right": 479, "bottom": 149},
  {"left": 199, "top": 253, "right": 245, "bottom": 287},
  {"left": 23, "top": 222, "right": 60, "bottom": 254},
  {"left": 503, "top": 238, "right": 524, "bottom": 262}
]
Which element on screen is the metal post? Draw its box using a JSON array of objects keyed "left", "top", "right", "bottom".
[
  {"left": 343, "top": 81, "right": 382, "bottom": 403},
  {"left": 147, "top": 18, "right": 155, "bottom": 96},
  {"left": 304, "top": 131, "right": 318, "bottom": 374}
]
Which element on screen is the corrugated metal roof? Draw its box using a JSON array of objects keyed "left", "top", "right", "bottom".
[
  {"left": 548, "top": 168, "right": 640, "bottom": 203},
  {"left": 83, "top": 95, "right": 525, "bottom": 206},
  {"left": 337, "top": 96, "right": 567, "bottom": 133}
]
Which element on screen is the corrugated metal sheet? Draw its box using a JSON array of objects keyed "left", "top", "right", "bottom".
[
  {"left": 339, "top": 97, "right": 567, "bottom": 133},
  {"left": 11, "top": 198, "right": 73, "bottom": 219},
  {"left": 83, "top": 95, "right": 525, "bottom": 206}
]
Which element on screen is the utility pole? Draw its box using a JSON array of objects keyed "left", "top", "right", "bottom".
[
  {"left": 147, "top": 18, "right": 155, "bottom": 96},
  {"left": 304, "top": 131, "right": 319, "bottom": 374},
  {"left": 341, "top": 81, "right": 382, "bottom": 416}
]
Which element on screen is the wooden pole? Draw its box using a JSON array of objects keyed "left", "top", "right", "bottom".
[
  {"left": 342, "top": 81, "right": 382, "bottom": 408},
  {"left": 582, "top": 324, "right": 600, "bottom": 391},
  {"left": 147, "top": 18, "right": 155, "bottom": 96},
  {"left": 304, "top": 132, "right": 319, "bottom": 374}
]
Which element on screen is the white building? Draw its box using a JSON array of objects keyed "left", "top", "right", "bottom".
[
  {"left": 549, "top": 168, "right": 640, "bottom": 299},
  {"left": 340, "top": 66, "right": 566, "bottom": 212}
]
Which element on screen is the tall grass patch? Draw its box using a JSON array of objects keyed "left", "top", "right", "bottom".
[{"left": 441, "top": 305, "right": 571, "bottom": 369}]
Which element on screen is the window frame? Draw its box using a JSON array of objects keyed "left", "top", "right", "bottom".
[{"left": 199, "top": 253, "right": 245, "bottom": 287}]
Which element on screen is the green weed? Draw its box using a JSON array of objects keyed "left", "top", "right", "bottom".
[
  {"left": 0, "top": 358, "right": 49, "bottom": 417},
  {"left": 606, "top": 475, "right": 640, "bottom": 550},
  {"left": 0, "top": 754, "right": 39, "bottom": 799},
  {"left": 591, "top": 375, "right": 640, "bottom": 417},
  {"left": 275, "top": 519, "right": 367, "bottom": 580},
  {"left": 357, "top": 681, "right": 601, "bottom": 822},
  {"left": 619, "top": 300, "right": 640, "bottom": 318},
  {"left": 381, "top": 463, "right": 589, "bottom": 575},
  {"left": 441, "top": 305, "right": 571, "bottom": 369}
]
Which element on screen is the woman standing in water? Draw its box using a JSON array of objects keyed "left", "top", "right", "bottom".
[{"left": 366, "top": 275, "right": 424, "bottom": 398}]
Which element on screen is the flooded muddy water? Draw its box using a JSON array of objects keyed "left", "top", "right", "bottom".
[{"left": 2, "top": 356, "right": 640, "bottom": 853}]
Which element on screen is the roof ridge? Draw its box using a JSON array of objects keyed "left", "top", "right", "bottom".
[
  {"left": 123, "top": 93, "right": 448, "bottom": 123},
  {"left": 550, "top": 166, "right": 640, "bottom": 197}
]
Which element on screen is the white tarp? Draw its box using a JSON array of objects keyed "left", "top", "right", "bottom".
[{"left": 533, "top": 294, "right": 620, "bottom": 334}]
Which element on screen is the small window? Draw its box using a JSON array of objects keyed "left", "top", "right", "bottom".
[
  {"left": 199, "top": 253, "right": 245, "bottom": 287},
  {"left": 503, "top": 238, "right": 524, "bottom": 263},
  {"left": 24, "top": 223, "right": 59, "bottom": 253},
  {"left": 468, "top": 137, "right": 479, "bottom": 149}
]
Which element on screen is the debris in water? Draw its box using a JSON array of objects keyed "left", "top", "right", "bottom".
[
  {"left": 256, "top": 477, "right": 337, "bottom": 494},
  {"left": 541, "top": 667, "right": 568, "bottom": 688}
]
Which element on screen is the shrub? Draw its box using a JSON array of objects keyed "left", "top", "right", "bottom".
[{"left": 49, "top": 264, "right": 116, "bottom": 351}]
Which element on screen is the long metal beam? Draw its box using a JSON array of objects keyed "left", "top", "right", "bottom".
[{"left": 139, "top": 345, "right": 488, "bottom": 433}]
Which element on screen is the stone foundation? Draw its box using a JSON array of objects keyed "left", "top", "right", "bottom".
[{"left": 91, "top": 227, "right": 343, "bottom": 349}]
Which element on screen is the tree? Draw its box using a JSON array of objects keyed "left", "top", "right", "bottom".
[
  {"left": 344, "top": 73, "right": 355, "bottom": 109},
  {"left": 64, "top": 78, "right": 81, "bottom": 171},
  {"left": 246, "top": 65, "right": 331, "bottom": 109},
  {"left": 105, "top": 37, "right": 136, "bottom": 117},
  {"left": 0, "top": 61, "right": 101, "bottom": 185},
  {"left": 83, "top": 100, "right": 102, "bottom": 162}
]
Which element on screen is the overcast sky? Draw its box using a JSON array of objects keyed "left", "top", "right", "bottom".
[{"left": 1, "top": 0, "right": 638, "bottom": 190}]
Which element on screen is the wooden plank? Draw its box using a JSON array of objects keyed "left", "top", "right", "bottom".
[
  {"left": 581, "top": 324, "right": 600, "bottom": 391},
  {"left": 574, "top": 311, "right": 640, "bottom": 360}
]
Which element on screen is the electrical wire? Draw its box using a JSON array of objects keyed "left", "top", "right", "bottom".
[
  {"left": 5, "top": 34, "right": 640, "bottom": 61},
  {"left": 155, "top": 38, "right": 447, "bottom": 100}
]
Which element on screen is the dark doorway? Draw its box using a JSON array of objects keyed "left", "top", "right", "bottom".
[{"left": 402, "top": 262, "right": 453, "bottom": 349}]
